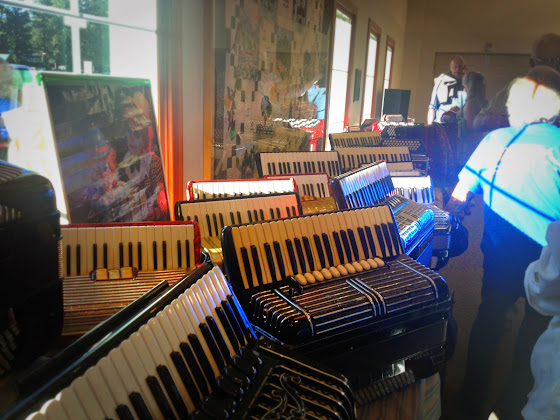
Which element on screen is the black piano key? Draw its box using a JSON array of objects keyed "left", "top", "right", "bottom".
[
  {"left": 216, "top": 307, "right": 240, "bottom": 352},
  {"left": 310, "top": 184, "right": 315, "bottom": 196},
  {"left": 327, "top": 161, "right": 332, "bottom": 175},
  {"left": 285, "top": 206, "right": 291, "bottom": 217},
  {"left": 185, "top": 240, "right": 191, "bottom": 267},
  {"left": 302, "top": 237, "right": 315, "bottom": 271},
  {"left": 128, "top": 242, "right": 133, "bottom": 267},
  {"left": 206, "top": 316, "right": 232, "bottom": 365},
  {"left": 179, "top": 342, "right": 208, "bottom": 397},
  {"left": 321, "top": 233, "right": 334, "bottom": 267},
  {"left": 313, "top": 235, "right": 326, "bottom": 268},
  {"left": 236, "top": 211, "right": 242, "bottom": 224},
  {"left": 200, "top": 323, "right": 225, "bottom": 369},
  {"left": 285, "top": 239, "right": 299, "bottom": 274},
  {"left": 213, "top": 214, "right": 219, "bottom": 237},
  {"left": 229, "top": 212, "right": 235, "bottom": 225},
  {"left": 275, "top": 208, "right": 281, "bottom": 219},
  {"left": 162, "top": 241, "right": 167, "bottom": 270},
  {"left": 269, "top": 208, "right": 274, "bottom": 219},
  {"left": 219, "top": 213, "right": 225, "bottom": 230},
  {"left": 348, "top": 229, "right": 360, "bottom": 261},
  {"left": 259, "top": 209, "right": 265, "bottom": 221},
  {"left": 365, "top": 226, "right": 377, "bottom": 257},
  {"left": 117, "top": 404, "right": 135, "bottom": 420},
  {"left": 287, "top": 162, "right": 292, "bottom": 173},
  {"left": 304, "top": 161, "right": 309, "bottom": 173},
  {"left": 76, "top": 244, "right": 81, "bottom": 275},
  {"left": 93, "top": 244, "right": 98, "bottom": 270},
  {"left": 170, "top": 351, "right": 201, "bottom": 406},
  {"left": 186, "top": 334, "right": 218, "bottom": 391},
  {"left": 240, "top": 247, "right": 253, "bottom": 287},
  {"left": 335, "top": 161, "right": 341, "bottom": 175},
  {"left": 65, "top": 244, "right": 71, "bottom": 276},
  {"left": 357, "top": 227, "right": 370, "bottom": 259},
  {"left": 253, "top": 210, "right": 258, "bottom": 222},
  {"left": 129, "top": 391, "right": 152, "bottom": 420},
  {"left": 291, "top": 206, "right": 296, "bottom": 216},
  {"left": 175, "top": 240, "right": 182, "bottom": 268},
  {"left": 232, "top": 355, "right": 257, "bottom": 380},
  {"left": 333, "top": 231, "right": 345, "bottom": 263},
  {"left": 263, "top": 243, "right": 277, "bottom": 282},
  {"left": 225, "top": 295, "right": 254, "bottom": 344},
  {"left": 375, "top": 225, "right": 388, "bottom": 258},
  {"left": 220, "top": 300, "right": 245, "bottom": 347},
  {"left": 297, "top": 161, "right": 302, "bottom": 173},
  {"left": 247, "top": 210, "right": 253, "bottom": 223},
  {"left": 382, "top": 223, "right": 396, "bottom": 256},
  {"left": 103, "top": 243, "right": 108, "bottom": 269},
  {"left": 339, "top": 230, "right": 353, "bottom": 263},
  {"left": 205, "top": 214, "right": 213, "bottom": 236},
  {"left": 156, "top": 364, "right": 189, "bottom": 418},
  {"left": 153, "top": 241, "right": 158, "bottom": 270},
  {"left": 267, "top": 162, "right": 272, "bottom": 175},
  {"left": 293, "top": 238, "right": 307, "bottom": 273},
  {"left": 119, "top": 243, "right": 124, "bottom": 268},
  {"left": 320, "top": 183, "right": 326, "bottom": 198},
  {"left": 146, "top": 375, "right": 176, "bottom": 420},
  {"left": 138, "top": 242, "right": 143, "bottom": 271},
  {"left": 273, "top": 241, "right": 286, "bottom": 280},
  {"left": 249, "top": 245, "right": 264, "bottom": 286}
]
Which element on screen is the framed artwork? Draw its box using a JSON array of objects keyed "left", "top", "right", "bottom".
[
  {"left": 6, "top": 72, "right": 170, "bottom": 223},
  {"left": 212, "top": 0, "right": 334, "bottom": 179}
]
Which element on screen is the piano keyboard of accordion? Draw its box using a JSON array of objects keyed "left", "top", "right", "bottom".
[
  {"left": 330, "top": 161, "right": 435, "bottom": 264},
  {"left": 256, "top": 151, "right": 342, "bottom": 177},
  {"left": 336, "top": 146, "right": 413, "bottom": 172},
  {"left": 61, "top": 221, "right": 203, "bottom": 336},
  {"left": 390, "top": 173, "right": 434, "bottom": 204},
  {"left": 5, "top": 266, "right": 355, "bottom": 420},
  {"left": 175, "top": 193, "right": 302, "bottom": 267},
  {"left": 264, "top": 173, "right": 331, "bottom": 198},
  {"left": 185, "top": 178, "right": 296, "bottom": 201},
  {"left": 221, "top": 207, "right": 451, "bottom": 390},
  {"left": 328, "top": 131, "right": 382, "bottom": 148}
]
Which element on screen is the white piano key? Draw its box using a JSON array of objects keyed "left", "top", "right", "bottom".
[
  {"left": 170, "top": 224, "right": 182, "bottom": 270},
  {"left": 96, "top": 357, "right": 137, "bottom": 420},
  {"left": 109, "top": 345, "right": 163, "bottom": 419},
  {"left": 145, "top": 225, "right": 156, "bottom": 271},
  {"left": 270, "top": 220, "right": 293, "bottom": 277},
  {"left": 38, "top": 398, "right": 70, "bottom": 420},
  {"left": 262, "top": 222, "right": 282, "bottom": 282},
  {"left": 111, "top": 226, "right": 122, "bottom": 269},
  {"left": 94, "top": 227, "right": 106, "bottom": 270},
  {"left": 246, "top": 224, "right": 269, "bottom": 285},
  {"left": 55, "top": 387, "right": 89, "bottom": 419},
  {"left": 62, "top": 227, "right": 78, "bottom": 277},
  {"left": 83, "top": 365, "right": 120, "bottom": 419},
  {"left": 85, "top": 227, "right": 97, "bottom": 274},
  {"left": 155, "top": 225, "right": 166, "bottom": 270},
  {"left": 72, "top": 376, "right": 107, "bottom": 420}
]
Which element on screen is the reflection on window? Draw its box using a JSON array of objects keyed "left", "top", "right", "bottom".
[
  {"left": 0, "top": 0, "right": 157, "bottom": 95},
  {"left": 327, "top": 8, "right": 353, "bottom": 137},
  {"left": 362, "top": 27, "right": 379, "bottom": 122}
]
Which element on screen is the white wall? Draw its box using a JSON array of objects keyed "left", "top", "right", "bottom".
[
  {"left": 401, "top": 0, "right": 560, "bottom": 123},
  {"left": 345, "top": 0, "right": 408, "bottom": 126}
]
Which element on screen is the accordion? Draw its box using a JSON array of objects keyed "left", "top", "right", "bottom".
[
  {"left": 0, "top": 161, "right": 63, "bottom": 375},
  {"left": 5, "top": 266, "right": 355, "bottom": 420},
  {"left": 221, "top": 206, "right": 452, "bottom": 391}
]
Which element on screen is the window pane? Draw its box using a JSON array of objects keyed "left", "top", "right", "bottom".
[
  {"left": 383, "top": 46, "right": 393, "bottom": 91},
  {"left": 328, "top": 69, "right": 348, "bottom": 134},
  {"left": 362, "top": 32, "right": 378, "bottom": 121},
  {"left": 332, "top": 13, "right": 351, "bottom": 72}
]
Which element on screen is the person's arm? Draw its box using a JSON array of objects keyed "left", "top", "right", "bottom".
[
  {"left": 524, "top": 220, "right": 560, "bottom": 316},
  {"left": 472, "top": 112, "right": 509, "bottom": 132},
  {"left": 427, "top": 108, "right": 436, "bottom": 125}
]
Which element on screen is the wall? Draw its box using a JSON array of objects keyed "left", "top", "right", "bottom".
[
  {"left": 344, "top": 0, "right": 408, "bottom": 126},
  {"left": 401, "top": 0, "right": 560, "bottom": 123}
]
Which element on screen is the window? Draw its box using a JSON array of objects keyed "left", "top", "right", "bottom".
[
  {"left": 361, "top": 20, "right": 381, "bottom": 123},
  {"left": 381, "top": 36, "right": 395, "bottom": 115},
  {"left": 0, "top": 0, "right": 158, "bottom": 103},
  {"left": 327, "top": 5, "right": 354, "bottom": 137}
]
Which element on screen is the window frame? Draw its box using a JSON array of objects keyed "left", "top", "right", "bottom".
[
  {"left": 326, "top": 1, "right": 356, "bottom": 136},
  {"left": 383, "top": 35, "right": 395, "bottom": 90},
  {"left": 360, "top": 19, "right": 381, "bottom": 122}
]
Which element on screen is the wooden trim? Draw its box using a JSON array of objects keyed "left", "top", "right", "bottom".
[
  {"left": 203, "top": 1, "right": 213, "bottom": 179},
  {"left": 323, "top": 0, "right": 336, "bottom": 150},
  {"left": 360, "top": 18, "right": 382, "bottom": 121},
  {"left": 386, "top": 35, "right": 395, "bottom": 89},
  {"left": 334, "top": 1, "right": 356, "bottom": 131}
]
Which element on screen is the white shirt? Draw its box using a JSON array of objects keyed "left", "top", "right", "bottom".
[{"left": 522, "top": 220, "right": 560, "bottom": 419}]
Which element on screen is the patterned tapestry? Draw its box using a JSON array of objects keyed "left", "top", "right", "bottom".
[{"left": 213, "top": 0, "right": 333, "bottom": 179}]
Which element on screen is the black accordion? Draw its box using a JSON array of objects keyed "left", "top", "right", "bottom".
[
  {"left": 5, "top": 265, "right": 355, "bottom": 419},
  {"left": 221, "top": 206, "right": 452, "bottom": 392},
  {"left": 0, "top": 161, "right": 63, "bottom": 376}
]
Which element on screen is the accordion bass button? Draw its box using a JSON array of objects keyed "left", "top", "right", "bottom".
[
  {"left": 304, "top": 273, "right": 316, "bottom": 283},
  {"left": 366, "top": 258, "right": 378, "bottom": 268},
  {"left": 337, "top": 265, "right": 348, "bottom": 276},
  {"left": 294, "top": 274, "right": 307, "bottom": 285},
  {"left": 329, "top": 267, "right": 341, "bottom": 277},
  {"left": 359, "top": 260, "right": 371, "bottom": 270},
  {"left": 351, "top": 261, "right": 364, "bottom": 272},
  {"left": 320, "top": 268, "right": 332, "bottom": 280},
  {"left": 312, "top": 271, "right": 324, "bottom": 281}
]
